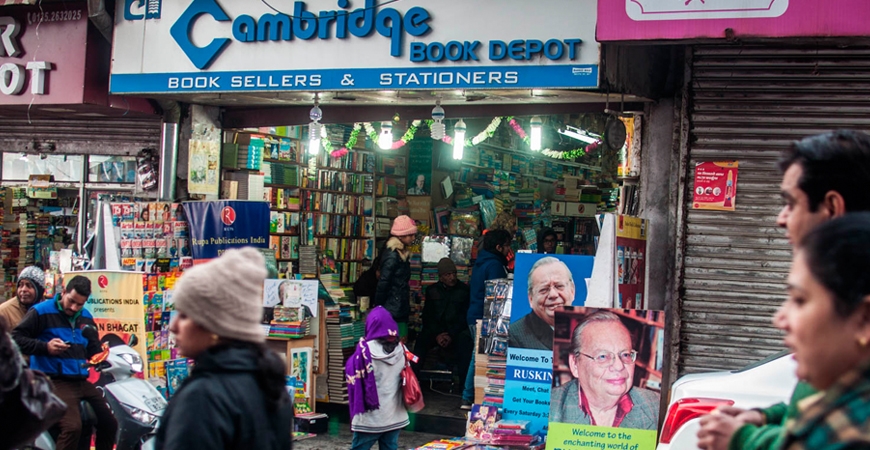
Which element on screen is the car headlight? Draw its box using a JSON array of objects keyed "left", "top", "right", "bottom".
[
  {"left": 120, "top": 402, "right": 159, "bottom": 426},
  {"left": 119, "top": 352, "right": 144, "bottom": 373}
]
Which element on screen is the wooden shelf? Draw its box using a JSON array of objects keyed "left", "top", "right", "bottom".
[
  {"left": 228, "top": 129, "right": 301, "bottom": 142},
  {"left": 270, "top": 232, "right": 299, "bottom": 236},
  {"left": 263, "top": 158, "right": 303, "bottom": 166},
  {"left": 264, "top": 183, "right": 301, "bottom": 189},
  {"left": 315, "top": 234, "right": 373, "bottom": 239},
  {"left": 304, "top": 188, "right": 372, "bottom": 195},
  {"left": 375, "top": 172, "right": 406, "bottom": 178},
  {"left": 270, "top": 207, "right": 301, "bottom": 213},
  {"left": 459, "top": 161, "right": 559, "bottom": 182},
  {"left": 318, "top": 166, "right": 374, "bottom": 175},
  {"left": 333, "top": 258, "right": 366, "bottom": 262},
  {"left": 311, "top": 211, "right": 367, "bottom": 217},
  {"left": 276, "top": 257, "right": 299, "bottom": 261},
  {"left": 477, "top": 142, "right": 603, "bottom": 172}
]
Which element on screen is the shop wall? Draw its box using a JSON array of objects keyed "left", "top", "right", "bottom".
[
  {"left": 638, "top": 98, "right": 678, "bottom": 312},
  {"left": 601, "top": 44, "right": 684, "bottom": 101}
]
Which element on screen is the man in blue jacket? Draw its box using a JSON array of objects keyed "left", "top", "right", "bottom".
[
  {"left": 461, "top": 229, "right": 512, "bottom": 409},
  {"left": 13, "top": 275, "right": 117, "bottom": 450}
]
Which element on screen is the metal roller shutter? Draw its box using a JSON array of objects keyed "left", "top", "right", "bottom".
[
  {"left": 0, "top": 116, "right": 162, "bottom": 156},
  {"left": 679, "top": 44, "right": 870, "bottom": 374}
]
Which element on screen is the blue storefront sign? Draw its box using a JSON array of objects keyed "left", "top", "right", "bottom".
[
  {"left": 110, "top": 0, "right": 600, "bottom": 94},
  {"left": 183, "top": 200, "right": 269, "bottom": 262}
]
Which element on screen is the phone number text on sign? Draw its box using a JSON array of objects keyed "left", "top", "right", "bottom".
[{"left": 27, "top": 9, "right": 83, "bottom": 26}]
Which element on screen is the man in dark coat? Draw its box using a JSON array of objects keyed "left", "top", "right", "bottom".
[{"left": 415, "top": 258, "right": 472, "bottom": 382}]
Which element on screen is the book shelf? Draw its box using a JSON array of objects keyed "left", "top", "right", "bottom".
[
  {"left": 224, "top": 130, "right": 304, "bottom": 279},
  {"left": 309, "top": 137, "right": 377, "bottom": 286},
  {"left": 224, "top": 127, "right": 413, "bottom": 287}
]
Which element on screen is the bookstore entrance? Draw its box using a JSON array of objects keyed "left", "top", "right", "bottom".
[{"left": 109, "top": 0, "right": 659, "bottom": 441}]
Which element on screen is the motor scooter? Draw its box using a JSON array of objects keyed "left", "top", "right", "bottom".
[{"left": 33, "top": 332, "right": 166, "bottom": 450}]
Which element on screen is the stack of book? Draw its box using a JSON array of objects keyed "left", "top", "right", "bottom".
[
  {"left": 298, "top": 246, "right": 318, "bottom": 276},
  {"left": 325, "top": 304, "right": 356, "bottom": 404},
  {"left": 269, "top": 319, "right": 310, "bottom": 339},
  {"left": 488, "top": 420, "right": 537, "bottom": 447},
  {"left": 269, "top": 161, "right": 300, "bottom": 186}
]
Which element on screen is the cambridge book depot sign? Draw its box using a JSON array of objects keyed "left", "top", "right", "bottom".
[{"left": 110, "top": 0, "right": 599, "bottom": 94}]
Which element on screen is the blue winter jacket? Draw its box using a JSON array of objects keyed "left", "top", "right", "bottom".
[
  {"left": 466, "top": 249, "right": 508, "bottom": 326},
  {"left": 12, "top": 297, "right": 102, "bottom": 379}
]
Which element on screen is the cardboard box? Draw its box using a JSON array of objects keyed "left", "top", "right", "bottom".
[
  {"left": 565, "top": 202, "right": 597, "bottom": 217},
  {"left": 550, "top": 202, "right": 567, "bottom": 216}
]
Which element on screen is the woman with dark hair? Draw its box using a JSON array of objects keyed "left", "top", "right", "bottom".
[
  {"left": 154, "top": 248, "right": 293, "bottom": 450},
  {"left": 773, "top": 213, "right": 870, "bottom": 448}
]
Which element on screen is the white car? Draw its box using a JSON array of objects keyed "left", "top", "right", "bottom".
[{"left": 656, "top": 351, "right": 798, "bottom": 450}]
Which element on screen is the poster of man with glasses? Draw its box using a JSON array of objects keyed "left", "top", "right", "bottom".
[{"left": 546, "top": 306, "right": 664, "bottom": 450}]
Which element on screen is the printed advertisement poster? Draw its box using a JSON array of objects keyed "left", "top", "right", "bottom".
[
  {"left": 183, "top": 200, "right": 269, "bottom": 263},
  {"left": 692, "top": 161, "right": 738, "bottom": 211},
  {"left": 503, "top": 253, "right": 595, "bottom": 435},
  {"left": 65, "top": 270, "right": 147, "bottom": 364},
  {"left": 407, "top": 139, "right": 433, "bottom": 195},
  {"left": 188, "top": 139, "right": 221, "bottom": 196},
  {"left": 546, "top": 307, "right": 665, "bottom": 450},
  {"left": 263, "top": 279, "right": 319, "bottom": 318},
  {"left": 616, "top": 216, "right": 648, "bottom": 310}
]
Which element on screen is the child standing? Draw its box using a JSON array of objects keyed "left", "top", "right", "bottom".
[{"left": 346, "top": 306, "right": 409, "bottom": 450}]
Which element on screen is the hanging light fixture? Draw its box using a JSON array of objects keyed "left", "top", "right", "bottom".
[
  {"left": 308, "top": 94, "right": 322, "bottom": 156},
  {"left": 430, "top": 100, "right": 445, "bottom": 140},
  {"left": 378, "top": 121, "right": 393, "bottom": 150},
  {"left": 453, "top": 119, "right": 466, "bottom": 160},
  {"left": 530, "top": 116, "right": 543, "bottom": 151}
]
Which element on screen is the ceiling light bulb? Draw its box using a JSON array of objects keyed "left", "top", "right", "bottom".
[
  {"left": 431, "top": 101, "right": 446, "bottom": 140},
  {"left": 308, "top": 122, "right": 322, "bottom": 155},
  {"left": 379, "top": 122, "right": 393, "bottom": 150},
  {"left": 453, "top": 119, "right": 466, "bottom": 160},
  {"left": 530, "top": 116, "right": 543, "bottom": 151}
]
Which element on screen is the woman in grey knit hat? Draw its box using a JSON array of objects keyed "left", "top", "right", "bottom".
[{"left": 154, "top": 247, "right": 293, "bottom": 450}]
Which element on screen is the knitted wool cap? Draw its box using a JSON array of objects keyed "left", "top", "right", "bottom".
[
  {"left": 437, "top": 257, "right": 456, "bottom": 275},
  {"left": 172, "top": 247, "right": 266, "bottom": 343},
  {"left": 18, "top": 266, "right": 45, "bottom": 290},
  {"left": 391, "top": 215, "right": 417, "bottom": 236}
]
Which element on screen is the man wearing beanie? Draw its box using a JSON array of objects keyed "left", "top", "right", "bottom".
[
  {"left": 374, "top": 215, "right": 417, "bottom": 337},
  {"left": 414, "top": 258, "right": 472, "bottom": 386},
  {"left": 0, "top": 266, "right": 45, "bottom": 330},
  {"left": 155, "top": 247, "right": 294, "bottom": 450}
]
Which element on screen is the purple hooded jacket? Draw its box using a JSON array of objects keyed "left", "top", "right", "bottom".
[{"left": 345, "top": 306, "right": 400, "bottom": 418}]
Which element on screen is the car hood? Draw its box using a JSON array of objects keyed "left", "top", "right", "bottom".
[{"left": 670, "top": 352, "right": 799, "bottom": 410}]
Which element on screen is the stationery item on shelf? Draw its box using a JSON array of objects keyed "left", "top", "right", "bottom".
[
  {"left": 421, "top": 236, "right": 450, "bottom": 263},
  {"left": 450, "top": 237, "right": 474, "bottom": 266}
]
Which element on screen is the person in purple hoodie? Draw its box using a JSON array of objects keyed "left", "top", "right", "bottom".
[{"left": 346, "top": 306, "right": 408, "bottom": 450}]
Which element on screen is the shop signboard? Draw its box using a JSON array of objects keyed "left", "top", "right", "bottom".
[
  {"left": 0, "top": 3, "right": 88, "bottom": 104},
  {"left": 109, "top": 0, "right": 599, "bottom": 94},
  {"left": 692, "top": 161, "right": 738, "bottom": 211},
  {"left": 503, "top": 253, "right": 594, "bottom": 435},
  {"left": 183, "top": 200, "right": 269, "bottom": 263},
  {"left": 64, "top": 270, "right": 148, "bottom": 366},
  {"left": 546, "top": 306, "right": 664, "bottom": 450},
  {"left": 598, "top": 0, "right": 870, "bottom": 41}
]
